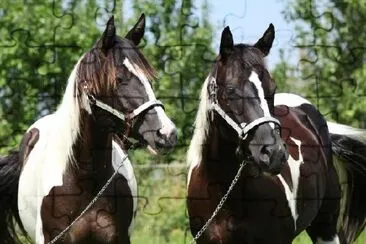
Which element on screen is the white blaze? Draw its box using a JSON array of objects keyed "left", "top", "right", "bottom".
[
  {"left": 248, "top": 71, "right": 274, "bottom": 128},
  {"left": 123, "top": 58, "right": 176, "bottom": 137}
]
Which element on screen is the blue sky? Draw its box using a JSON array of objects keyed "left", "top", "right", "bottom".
[
  {"left": 203, "top": 0, "right": 296, "bottom": 69},
  {"left": 123, "top": 0, "right": 296, "bottom": 69}
]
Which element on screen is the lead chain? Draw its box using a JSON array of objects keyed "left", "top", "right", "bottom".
[{"left": 191, "top": 160, "right": 247, "bottom": 243}]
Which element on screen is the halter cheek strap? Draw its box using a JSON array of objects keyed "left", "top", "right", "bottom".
[
  {"left": 208, "top": 75, "right": 281, "bottom": 140},
  {"left": 128, "top": 99, "right": 164, "bottom": 119}
]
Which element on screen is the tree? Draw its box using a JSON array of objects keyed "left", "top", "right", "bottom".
[
  {"left": 0, "top": 0, "right": 102, "bottom": 153},
  {"left": 272, "top": 0, "right": 366, "bottom": 129}
]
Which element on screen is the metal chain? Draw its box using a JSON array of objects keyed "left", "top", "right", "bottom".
[
  {"left": 48, "top": 154, "right": 129, "bottom": 244},
  {"left": 190, "top": 160, "right": 247, "bottom": 243}
]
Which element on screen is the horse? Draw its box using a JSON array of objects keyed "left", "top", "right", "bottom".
[
  {"left": 0, "top": 14, "right": 177, "bottom": 243},
  {"left": 187, "top": 24, "right": 366, "bottom": 244}
]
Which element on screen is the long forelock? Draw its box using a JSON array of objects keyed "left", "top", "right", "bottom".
[
  {"left": 116, "top": 38, "right": 156, "bottom": 81},
  {"left": 234, "top": 44, "right": 266, "bottom": 69},
  {"left": 187, "top": 75, "right": 210, "bottom": 167},
  {"left": 78, "top": 38, "right": 156, "bottom": 96},
  {"left": 77, "top": 48, "right": 117, "bottom": 96}
]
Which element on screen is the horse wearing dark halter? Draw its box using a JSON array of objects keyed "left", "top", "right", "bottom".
[
  {"left": 0, "top": 14, "right": 177, "bottom": 243},
  {"left": 187, "top": 24, "right": 366, "bottom": 244}
]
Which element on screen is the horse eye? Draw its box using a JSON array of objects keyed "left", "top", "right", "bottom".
[
  {"left": 117, "top": 77, "right": 128, "bottom": 85},
  {"left": 225, "top": 86, "right": 236, "bottom": 95}
]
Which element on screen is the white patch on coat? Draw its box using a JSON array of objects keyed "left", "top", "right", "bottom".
[
  {"left": 274, "top": 93, "right": 311, "bottom": 107},
  {"left": 277, "top": 137, "right": 303, "bottom": 230},
  {"left": 187, "top": 76, "right": 210, "bottom": 186},
  {"left": 316, "top": 235, "right": 340, "bottom": 244},
  {"left": 123, "top": 58, "right": 176, "bottom": 137},
  {"left": 111, "top": 141, "right": 137, "bottom": 234},
  {"left": 248, "top": 71, "right": 271, "bottom": 117},
  {"left": 18, "top": 59, "right": 83, "bottom": 243},
  {"left": 327, "top": 121, "right": 366, "bottom": 141}
]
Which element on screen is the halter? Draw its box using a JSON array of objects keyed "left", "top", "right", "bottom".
[
  {"left": 86, "top": 93, "right": 164, "bottom": 122},
  {"left": 208, "top": 69, "right": 281, "bottom": 140},
  {"left": 83, "top": 81, "right": 164, "bottom": 146}
]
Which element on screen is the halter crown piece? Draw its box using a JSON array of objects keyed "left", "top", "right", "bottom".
[{"left": 207, "top": 70, "right": 281, "bottom": 140}]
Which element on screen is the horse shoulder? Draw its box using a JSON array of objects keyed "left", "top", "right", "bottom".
[
  {"left": 18, "top": 114, "right": 65, "bottom": 242},
  {"left": 274, "top": 93, "right": 329, "bottom": 149},
  {"left": 111, "top": 138, "right": 137, "bottom": 234},
  {"left": 19, "top": 128, "right": 40, "bottom": 166}
]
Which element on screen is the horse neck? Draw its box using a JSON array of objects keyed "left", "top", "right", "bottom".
[
  {"left": 72, "top": 110, "right": 115, "bottom": 179},
  {"left": 202, "top": 122, "right": 241, "bottom": 179}
]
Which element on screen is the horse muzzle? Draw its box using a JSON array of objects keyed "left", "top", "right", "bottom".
[{"left": 259, "top": 142, "right": 288, "bottom": 175}]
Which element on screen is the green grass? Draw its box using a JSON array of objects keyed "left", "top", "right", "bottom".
[{"left": 131, "top": 230, "right": 366, "bottom": 244}]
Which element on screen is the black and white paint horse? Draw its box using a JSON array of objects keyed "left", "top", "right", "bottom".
[
  {"left": 187, "top": 24, "right": 366, "bottom": 244},
  {"left": 0, "top": 14, "right": 177, "bottom": 243}
]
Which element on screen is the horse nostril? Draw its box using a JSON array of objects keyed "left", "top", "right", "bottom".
[
  {"left": 170, "top": 130, "right": 178, "bottom": 142},
  {"left": 260, "top": 146, "right": 271, "bottom": 155},
  {"left": 259, "top": 145, "right": 272, "bottom": 165},
  {"left": 157, "top": 128, "right": 178, "bottom": 145},
  {"left": 157, "top": 128, "right": 166, "bottom": 139}
]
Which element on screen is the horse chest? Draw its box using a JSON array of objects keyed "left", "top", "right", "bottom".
[
  {"left": 41, "top": 195, "right": 128, "bottom": 243},
  {"left": 203, "top": 213, "right": 294, "bottom": 244},
  {"left": 17, "top": 117, "right": 137, "bottom": 243},
  {"left": 39, "top": 168, "right": 135, "bottom": 243},
  {"left": 188, "top": 169, "right": 295, "bottom": 243}
]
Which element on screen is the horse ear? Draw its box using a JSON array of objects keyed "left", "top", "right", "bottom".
[
  {"left": 101, "top": 16, "right": 116, "bottom": 52},
  {"left": 220, "top": 26, "right": 234, "bottom": 59},
  {"left": 254, "top": 23, "right": 275, "bottom": 56},
  {"left": 125, "top": 13, "right": 145, "bottom": 46}
]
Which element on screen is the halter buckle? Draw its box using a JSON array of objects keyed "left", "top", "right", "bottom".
[
  {"left": 239, "top": 132, "right": 248, "bottom": 141},
  {"left": 208, "top": 77, "right": 218, "bottom": 103},
  {"left": 87, "top": 94, "right": 96, "bottom": 105}
]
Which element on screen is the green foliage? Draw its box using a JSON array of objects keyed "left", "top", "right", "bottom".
[
  {"left": 272, "top": 0, "right": 366, "bottom": 128},
  {"left": 0, "top": 0, "right": 102, "bottom": 153}
]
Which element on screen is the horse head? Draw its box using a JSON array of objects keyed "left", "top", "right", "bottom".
[
  {"left": 210, "top": 24, "right": 288, "bottom": 174},
  {"left": 77, "top": 14, "right": 177, "bottom": 154}
]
